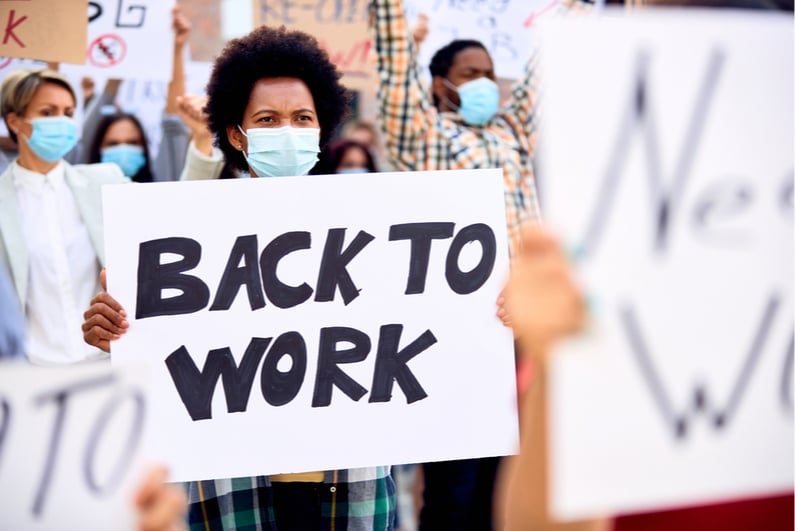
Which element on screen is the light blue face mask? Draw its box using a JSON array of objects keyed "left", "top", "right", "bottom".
[
  {"left": 23, "top": 116, "right": 79, "bottom": 162},
  {"left": 237, "top": 125, "right": 320, "bottom": 177},
  {"left": 337, "top": 167, "right": 368, "bottom": 174},
  {"left": 101, "top": 144, "right": 146, "bottom": 178},
  {"left": 443, "top": 77, "right": 500, "bottom": 127}
]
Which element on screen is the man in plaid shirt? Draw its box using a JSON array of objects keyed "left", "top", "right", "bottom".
[{"left": 370, "top": 0, "right": 545, "bottom": 258}]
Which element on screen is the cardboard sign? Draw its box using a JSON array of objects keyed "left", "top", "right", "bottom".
[
  {"left": 0, "top": 0, "right": 86, "bottom": 64},
  {"left": 403, "top": 0, "right": 562, "bottom": 81},
  {"left": 0, "top": 361, "right": 150, "bottom": 530},
  {"left": 104, "top": 169, "right": 518, "bottom": 482},
  {"left": 538, "top": 10, "right": 793, "bottom": 519},
  {"left": 253, "top": 0, "right": 371, "bottom": 90},
  {"left": 61, "top": 0, "right": 176, "bottom": 82}
]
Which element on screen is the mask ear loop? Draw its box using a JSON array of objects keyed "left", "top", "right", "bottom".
[
  {"left": 440, "top": 78, "right": 461, "bottom": 112},
  {"left": 236, "top": 125, "right": 248, "bottom": 155}
]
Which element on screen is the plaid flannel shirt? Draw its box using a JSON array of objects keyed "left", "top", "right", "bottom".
[
  {"left": 185, "top": 467, "right": 396, "bottom": 531},
  {"left": 371, "top": 0, "right": 544, "bottom": 256}
]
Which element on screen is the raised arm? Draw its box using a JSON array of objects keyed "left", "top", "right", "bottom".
[
  {"left": 166, "top": 5, "right": 190, "bottom": 116},
  {"left": 154, "top": 5, "right": 193, "bottom": 181},
  {"left": 495, "top": 224, "right": 610, "bottom": 531},
  {"left": 370, "top": 0, "right": 437, "bottom": 171},
  {"left": 502, "top": 52, "right": 542, "bottom": 140},
  {"left": 175, "top": 94, "right": 224, "bottom": 181}
]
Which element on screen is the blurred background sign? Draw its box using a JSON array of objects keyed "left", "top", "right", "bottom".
[{"left": 0, "top": 0, "right": 86, "bottom": 64}]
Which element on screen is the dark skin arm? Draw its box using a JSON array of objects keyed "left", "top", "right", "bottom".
[{"left": 82, "top": 269, "right": 128, "bottom": 352}]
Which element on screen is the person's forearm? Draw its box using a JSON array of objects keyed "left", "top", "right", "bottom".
[
  {"left": 497, "top": 355, "right": 611, "bottom": 531},
  {"left": 179, "top": 140, "right": 224, "bottom": 181},
  {"left": 192, "top": 131, "right": 214, "bottom": 157},
  {"left": 167, "top": 44, "right": 186, "bottom": 115}
]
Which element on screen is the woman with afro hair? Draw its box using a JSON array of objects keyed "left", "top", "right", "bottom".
[
  {"left": 82, "top": 24, "right": 397, "bottom": 531},
  {"left": 177, "top": 24, "right": 352, "bottom": 182},
  {"left": 190, "top": 25, "right": 396, "bottom": 531}
]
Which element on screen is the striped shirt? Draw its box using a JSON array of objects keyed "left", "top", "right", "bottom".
[
  {"left": 186, "top": 467, "right": 396, "bottom": 530},
  {"left": 371, "top": 0, "right": 543, "bottom": 255}
]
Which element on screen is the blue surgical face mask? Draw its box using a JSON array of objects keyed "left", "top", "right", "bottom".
[
  {"left": 443, "top": 77, "right": 500, "bottom": 126},
  {"left": 23, "top": 116, "right": 79, "bottom": 162},
  {"left": 337, "top": 167, "right": 368, "bottom": 174},
  {"left": 237, "top": 125, "right": 320, "bottom": 177},
  {"left": 101, "top": 144, "right": 146, "bottom": 178}
]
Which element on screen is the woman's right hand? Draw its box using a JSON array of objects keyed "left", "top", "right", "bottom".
[{"left": 82, "top": 268, "right": 129, "bottom": 353}]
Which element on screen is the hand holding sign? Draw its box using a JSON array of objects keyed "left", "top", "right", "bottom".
[{"left": 83, "top": 268, "right": 129, "bottom": 353}]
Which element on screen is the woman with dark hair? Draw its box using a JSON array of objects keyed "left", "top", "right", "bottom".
[
  {"left": 313, "top": 138, "right": 379, "bottom": 174},
  {"left": 204, "top": 25, "right": 348, "bottom": 178},
  {"left": 87, "top": 112, "right": 154, "bottom": 182},
  {"left": 83, "top": 24, "right": 397, "bottom": 531}
]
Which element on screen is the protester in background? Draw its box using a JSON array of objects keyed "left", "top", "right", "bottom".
[
  {"left": 369, "top": 0, "right": 575, "bottom": 253},
  {"left": 82, "top": 24, "right": 397, "bottom": 531},
  {"left": 339, "top": 119, "right": 389, "bottom": 172},
  {"left": 313, "top": 138, "right": 379, "bottom": 174},
  {"left": 81, "top": 5, "right": 192, "bottom": 182},
  {"left": 0, "top": 68, "right": 128, "bottom": 365},
  {"left": 87, "top": 112, "right": 154, "bottom": 182}
]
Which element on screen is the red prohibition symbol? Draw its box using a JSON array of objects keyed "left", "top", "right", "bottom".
[{"left": 87, "top": 34, "right": 127, "bottom": 68}]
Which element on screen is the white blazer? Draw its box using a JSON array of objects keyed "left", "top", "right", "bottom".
[{"left": 0, "top": 161, "right": 127, "bottom": 308}]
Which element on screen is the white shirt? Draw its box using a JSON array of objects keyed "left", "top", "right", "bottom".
[{"left": 13, "top": 161, "right": 106, "bottom": 365}]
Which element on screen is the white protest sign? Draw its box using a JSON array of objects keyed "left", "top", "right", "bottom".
[
  {"left": 104, "top": 169, "right": 518, "bottom": 482},
  {"left": 538, "top": 10, "right": 793, "bottom": 519},
  {"left": 0, "top": 361, "right": 150, "bottom": 530},
  {"left": 61, "top": 0, "right": 176, "bottom": 82},
  {"left": 403, "top": 0, "right": 562, "bottom": 81}
]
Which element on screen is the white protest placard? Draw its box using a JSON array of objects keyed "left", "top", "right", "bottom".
[
  {"left": 61, "top": 0, "right": 176, "bottom": 82},
  {"left": 403, "top": 0, "right": 562, "bottom": 81},
  {"left": 104, "top": 169, "right": 518, "bottom": 482},
  {"left": 537, "top": 10, "right": 794, "bottom": 519},
  {"left": 0, "top": 361, "right": 150, "bottom": 530}
]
